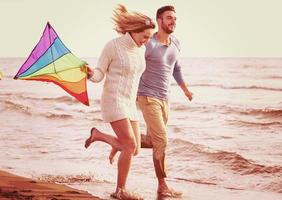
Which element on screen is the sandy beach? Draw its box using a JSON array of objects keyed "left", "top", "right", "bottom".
[{"left": 0, "top": 170, "right": 101, "bottom": 200}]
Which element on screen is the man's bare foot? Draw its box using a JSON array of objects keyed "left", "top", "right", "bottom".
[
  {"left": 84, "top": 127, "right": 99, "bottom": 148},
  {"left": 109, "top": 147, "right": 118, "bottom": 164}
]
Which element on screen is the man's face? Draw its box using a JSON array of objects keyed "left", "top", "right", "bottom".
[{"left": 158, "top": 10, "right": 176, "bottom": 34}]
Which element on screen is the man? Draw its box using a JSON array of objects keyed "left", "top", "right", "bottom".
[{"left": 137, "top": 5, "right": 193, "bottom": 197}]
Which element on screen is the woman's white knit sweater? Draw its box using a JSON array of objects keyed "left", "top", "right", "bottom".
[{"left": 90, "top": 32, "right": 145, "bottom": 122}]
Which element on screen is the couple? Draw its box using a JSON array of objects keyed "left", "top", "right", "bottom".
[{"left": 84, "top": 4, "right": 193, "bottom": 200}]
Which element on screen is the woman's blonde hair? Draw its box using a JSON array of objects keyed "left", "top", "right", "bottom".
[{"left": 112, "top": 4, "right": 155, "bottom": 34}]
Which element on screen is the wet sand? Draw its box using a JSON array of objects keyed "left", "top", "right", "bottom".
[{"left": 0, "top": 170, "right": 101, "bottom": 200}]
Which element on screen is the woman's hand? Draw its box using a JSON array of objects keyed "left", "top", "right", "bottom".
[{"left": 81, "top": 64, "right": 94, "bottom": 79}]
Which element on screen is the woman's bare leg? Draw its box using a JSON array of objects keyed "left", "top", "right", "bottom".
[
  {"left": 109, "top": 148, "right": 118, "bottom": 164},
  {"left": 108, "top": 120, "right": 141, "bottom": 164},
  {"left": 85, "top": 127, "right": 121, "bottom": 150},
  {"left": 110, "top": 119, "right": 137, "bottom": 190},
  {"left": 130, "top": 121, "right": 141, "bottom": 156}
]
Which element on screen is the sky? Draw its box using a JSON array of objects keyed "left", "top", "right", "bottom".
[{"left": 0, "top": 0, "right": 281, "bottom": 58}]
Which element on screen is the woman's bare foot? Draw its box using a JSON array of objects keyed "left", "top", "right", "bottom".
[
  {"left": 157, "top": 186, "right": 182, "bottom": 197},
  {"left": 84, "top": 127, "right": 99, "bottom": 148},
  {"left": 111, "top": 187, "right": 143, "bottom": 200},
  {"left": 109, "top": 147, "right": 118, "bottom": 164}
]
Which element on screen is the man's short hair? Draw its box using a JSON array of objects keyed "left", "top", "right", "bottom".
[{"left": 156, "top": 5, "right": 175, "bottom": 19}]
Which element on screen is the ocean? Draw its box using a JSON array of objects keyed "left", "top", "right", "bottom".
[{"left": 0, "top": 57, "right": 281, "bottom": 200}]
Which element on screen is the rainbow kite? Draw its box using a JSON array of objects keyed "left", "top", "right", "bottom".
[{"left": 14, "top": 22, "right": 89, "bottom": 106}]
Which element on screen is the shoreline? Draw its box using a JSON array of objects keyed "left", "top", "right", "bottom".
[{"left": 0, "top": 170, "right": 101, "bottom": 200}]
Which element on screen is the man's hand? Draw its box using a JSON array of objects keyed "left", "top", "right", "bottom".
[
  {"left": 185, "top": 90, "right": 193, "bottom": 101},
  {"left": 179, "top": 83, "right": 193, "bottom": 101}
]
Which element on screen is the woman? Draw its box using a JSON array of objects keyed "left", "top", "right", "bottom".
[{"left": 84, "top": 4, "right": 155, "bottom": 200}]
